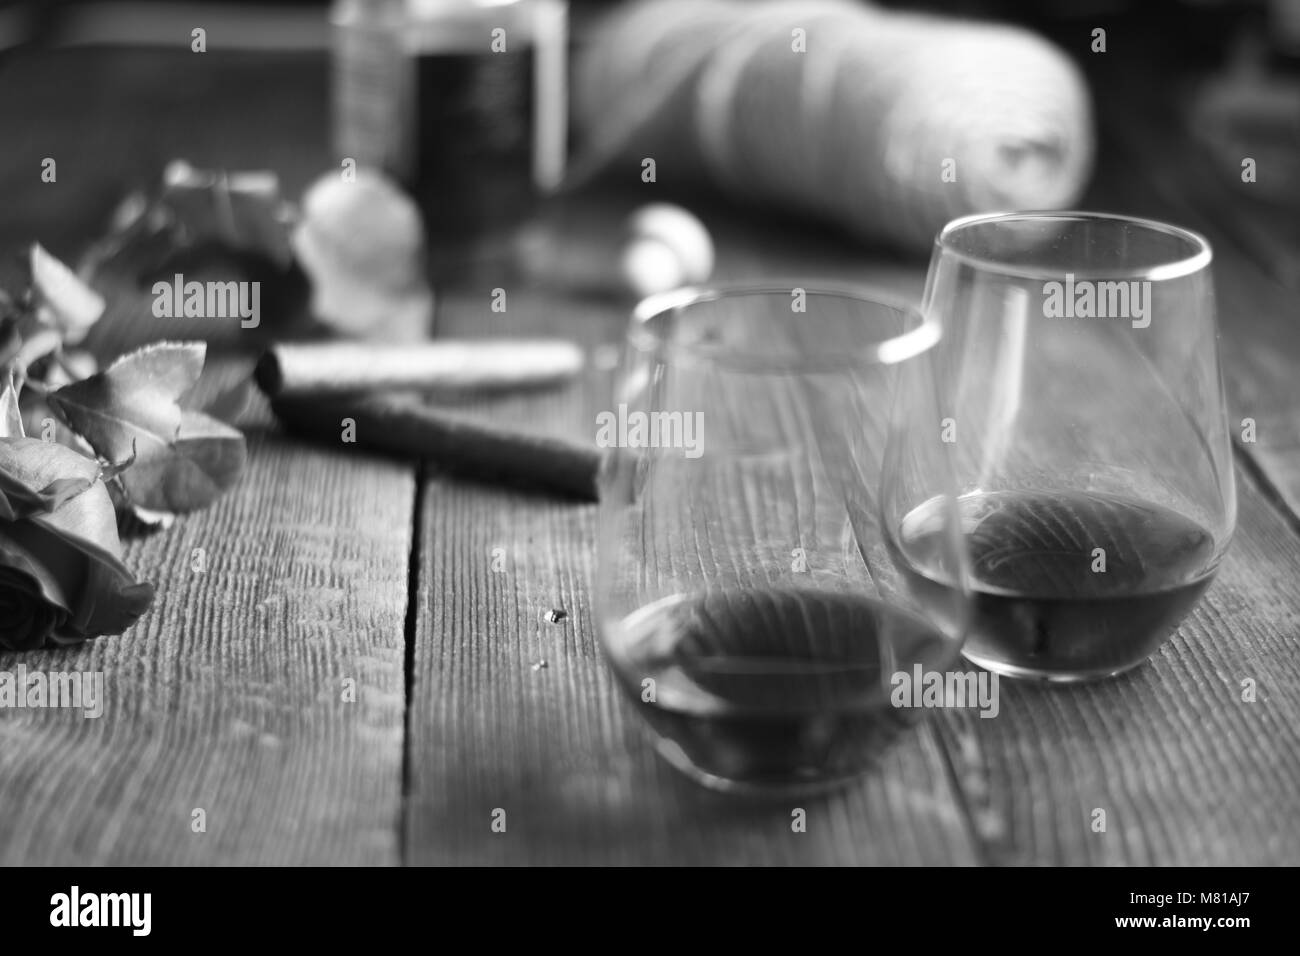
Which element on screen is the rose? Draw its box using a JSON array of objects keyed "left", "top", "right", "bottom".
[
  {"left": 0, "top": 567, "right": 63, "bottom": 649},
  {"left": 0, "top": 435, "right": 154, "bottom": 651}
]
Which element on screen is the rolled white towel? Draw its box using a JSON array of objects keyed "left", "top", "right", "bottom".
[{"left": 572, "top": 0, "right": 1094, "bottom": 251}]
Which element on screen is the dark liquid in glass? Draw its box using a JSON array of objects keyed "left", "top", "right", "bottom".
[
  {"left": 604, "top": 586, "right": 954, "bottom": 792},
  {"left": 894, "top": 490, "right": 1219, "bottom": 681}
]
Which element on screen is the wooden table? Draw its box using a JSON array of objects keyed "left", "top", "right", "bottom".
[{"left": 0, "top": 41, "right": 1296, "bottom": 867}]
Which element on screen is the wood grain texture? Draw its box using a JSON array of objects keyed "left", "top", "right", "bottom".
[
  {"left": 0, "top": 360, "right": 413, "bottom": 864},
  {"left": 408, "top": 192, "right": 1300, "bottom": 865},
  {"left": 0, "top": 47, "right": 416, "bottom": 865},
  {"left": 405, "top": 277, "right": 979, "bottom": 865},
  {"left": 932, "top": 468, "right": 1300, "bottom": 864}
]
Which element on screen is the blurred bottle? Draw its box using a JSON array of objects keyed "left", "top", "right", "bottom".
[
  {"left": 331, "top": 0, "right": 567, "bottom": 246},
  {"left": 332, "top": 0, "right": 414, "bottom": 178}
]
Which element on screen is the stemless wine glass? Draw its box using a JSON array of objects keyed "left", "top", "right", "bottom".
[
  {"left": 595, "top": 285, "right": 970, "bottom": 795},
  {"left": 906, "top": 211, "right": 1236, "bottom": 682}
]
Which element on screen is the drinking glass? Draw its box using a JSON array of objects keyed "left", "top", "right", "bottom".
[
  {"left": 905, "top": 211, "right": 1236, "bottom": 682},
  {"left": 595, "top": 285, "right": 969, "bottom": 795}
]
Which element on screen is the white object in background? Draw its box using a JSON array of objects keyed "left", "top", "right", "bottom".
[
  {"left": 514, "top": 201, "right": 715, "bottom": 299},
  {"left": 620, "top": 203, "right": 715, "bottom": 297},
  {"left": 292, "top": 169, "right": 434, "bottom": 341}
]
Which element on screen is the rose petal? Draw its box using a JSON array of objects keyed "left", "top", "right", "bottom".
[
  {"left": 0, "top": 482, "right": 153, "bottom": 647},
  {"left": 0, "top": 565, "right": 64, "bottom": 651},
  {"left": 0, "top": 519, "right": 79, "bottom": 613},
  {"left": 31, "top": 481, "right": 153, "bottom": 639},
  {"left": 0, "top": 437, "right": 100, "bottom": 521}
]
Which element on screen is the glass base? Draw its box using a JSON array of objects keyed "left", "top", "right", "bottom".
[
  {"left": 647, "top": 733, "right": 876, "bottom": 799},
  {"left": 962, "top": 649, "right": 1152, "bottom": 684}
]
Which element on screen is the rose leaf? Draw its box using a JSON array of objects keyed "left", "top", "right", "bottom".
[
  {"left": 47, "top": 342, "right": 246, "bottom": 514},
  {"left": 118, "top": 410, "right": 246, "bottom": 515},
  {"left": 0, "top": 379, "right": 101, "bottom": 521}
]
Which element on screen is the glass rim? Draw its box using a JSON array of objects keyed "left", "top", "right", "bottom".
[
  {"left": 629, "top": 282, "right": 942, "bottom": 371},
  {"left": 935, "top": 210, "right": 1214, "bottom": 282}
]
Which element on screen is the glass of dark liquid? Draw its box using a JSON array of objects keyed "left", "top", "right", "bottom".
[
  {"left": 595, "top": 286, "right": 970, "bottom": 795},
  {"left": 897, "top": 211, "right": 1235, "bottom": 682}
]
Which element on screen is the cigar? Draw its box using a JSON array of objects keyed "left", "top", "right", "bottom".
[
  {"left": 270, "top": 392, "right": 601, "bottom": 501},
  {"left": 255, "top": 339, "right": 586, "bottom": 398}
]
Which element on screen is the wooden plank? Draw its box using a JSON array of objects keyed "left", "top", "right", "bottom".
[
  {"left": 932, "top": 467, "right": 1300, "bottom": 864},
  {"left": 0, "top": 360, "right": 413, "bottom": 864},
  {"left": 0, "top": 46, "right": 414, "bottom": 865},
  {"left": 405, "top": 214, "right": 978, "bottom": 864}
]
